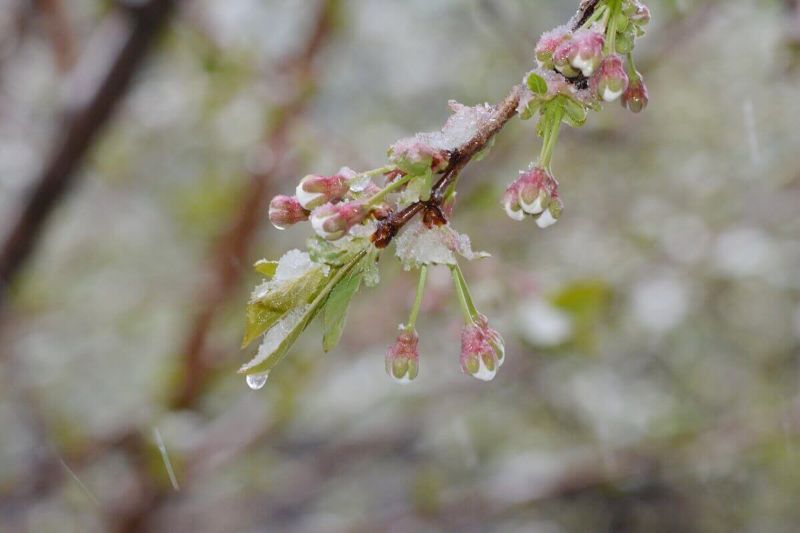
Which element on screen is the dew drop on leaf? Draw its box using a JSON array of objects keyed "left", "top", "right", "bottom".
[{"left": 246, "top": 372, "right": 269, "bottom": 390}]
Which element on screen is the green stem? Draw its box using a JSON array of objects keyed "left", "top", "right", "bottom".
[
  {"left": 366, "top": 173, "right": 414, "bottom": 206},
  {"left": 406, "top": 265, "right": 427, "bottom": 330},
  {"left": 537, "top": 103, "right": 564, "bottom": 171},
  {"left": 605, "top": 0, "right": 622, "bottom": 55},
  {"left": 354, "top": 165, "right": 394, "bottom": 181},
  {"left": 625, "top": 51, "right": 640, "bottom": 80},
  {"left": 450, "top": 262, "right": 479, "bottom": 324},
  {"left": 582, "top": 4, "right": 609, "bottom": 30},
  {"left": 450, "top": 266, "right": 474, "bottom": 324}
]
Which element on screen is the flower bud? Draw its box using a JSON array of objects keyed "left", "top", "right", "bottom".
[
  {"left": 553, "top": 38, "right": 580, "bottom": 78},
  {"left": 621, "top": 73, "right": 649, "bottom": 113},
  {"left": 535, "top": 28, "right": 570, "bottom": 70},
  {"left": 460, "top": 315, "right": 505, "bottom": 381},
  {"left": 502, "top": 167, "right": 560, "bottom": 224},
  {"left": 295, "top": 173, "right": 350, "bottom": 210},
  {"left": 590, "top": 55, "right": 629, "bottom": 102},
  {"left": 565, "top": 29, "right": 604, "bottom": 77},
  {"left": 310, "top": 201, "right": 369, "bottom": 241},
  {"left": 385, "top": 328, "right": 419, "bottom": 383},
  {"left": 628, "top": 1, "right": 651, "bottom": 26},
  {"left": 268, "top": 195, "right": 309, "bottom": 229}
]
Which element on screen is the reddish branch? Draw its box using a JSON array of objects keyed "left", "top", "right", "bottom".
[
  {"left": 0, "top": 0, "right": 178, "bottom": 314},
  {"left": 370, "top": 0, "right": 599, "bottom": 249}
]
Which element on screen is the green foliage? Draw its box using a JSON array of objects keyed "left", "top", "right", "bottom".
[
  {"left": 526, "top": 71, "right": 548, "bottom": 95},
  {"left": 241, "top": 264, "right": 327, "bottom": 348},
  {"left": 322, "top": 261, "right": 364, "bottom": 352},
  {"left": 240, "top": 249, "right": 368, "bottom": 376}
]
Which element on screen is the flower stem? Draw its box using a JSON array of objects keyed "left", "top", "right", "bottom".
[
  {"left": 625, "top": 51, "right": 640, "bottom": 80},
  {"left": 406, "top": 265, "right": 427, "bottom": 330},
  {"left": 450, "top": 263, "right": 479, "bottom": 324},
  {"left": 366, "top": 173, "right": 414, "bottom": 206},
  {"left": 604, "top": 0, "right": 622, "bottom": 55},
  {"left": 582, "top": 4, "right": 608, "bottom": 30},
  {"left": 537, "top": 103, "right": 564, "bottom": 171},
  {"left": 354, "top": 165, "right": 394, "bottom": 181}
]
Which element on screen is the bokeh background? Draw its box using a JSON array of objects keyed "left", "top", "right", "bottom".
[{"left": 1, "top": 0, "right": 800, "bottom": 531}]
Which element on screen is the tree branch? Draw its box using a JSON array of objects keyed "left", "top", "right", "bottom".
[
  {"left": 0, "top": 0, "right": 178, "bottom": 315},
  {"left": 370, "top": 0, "right": 600, "bottom": 249}
]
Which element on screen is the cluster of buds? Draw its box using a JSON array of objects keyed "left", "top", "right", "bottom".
[
  {"left": 553, "top": 28, "right": 605, "bottom": 78},
  {"left": 503, "top": 167, "right": 563, "bottom": 228},
  {"left": 460, "top": 314, "right": 505, "bottom": 381},
  {"left": 533, "top": 0, "right": 650, "bottom": 109},
  {"left": 245, "top": 1, "right": 651, "bottom": 390},
  {"left": 385, "top": 327, "right": 420, "bottom": 383},
  {"left": 268, "top": 167, "right": 377, "bottom": 241}
]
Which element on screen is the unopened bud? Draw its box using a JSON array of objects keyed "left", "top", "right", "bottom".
[
  {"left": 566, "top": 29, "right": 604, "bottom": 77},
  {"left": 502, "top": 167, "right": 560, "bottom": 224},
  {"left": 460, "top": 315, "right": 505, "bottom": 381},
  {"left": 590, "top": 55, "right": 629, "bottom": 102},
  {"left": 535, "top": 28, "right": 570, "bottom": 70},
  {"left": 310, "top": 201, "right": 369, "bottom": 241},
  {"left": 621, "top": 73, "right": 649, "bottom": 113},
  {"left": 295, "top": 173, "right": 350, "bottom": 210},
  {"left": 385, "top": 328, "right": 420, "bottom": 384},
  {"left": 268, "top": 195, "right": 309, "bottom": 229}
]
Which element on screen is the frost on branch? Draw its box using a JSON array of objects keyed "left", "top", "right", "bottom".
[
  {"left": 389, "top": 100, "right": 498, "bottom": 174},
  {"left": 394, "top": 220, "right": 488, "bottom": 271},
  {"left": 241, "top": 0, "right": 652, "bottom": 387}
]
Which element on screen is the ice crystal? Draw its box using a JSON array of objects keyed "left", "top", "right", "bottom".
[{"left": 394, "top": 220, "right": 488, "bottom": 270}]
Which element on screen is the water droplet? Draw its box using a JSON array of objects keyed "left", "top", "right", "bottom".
[{"left": 246, "top": 372, "right": 269, "bottom": 390}]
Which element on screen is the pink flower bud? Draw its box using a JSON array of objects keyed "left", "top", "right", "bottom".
[
  {"left": 535, "top": 28, "right": 570, "bottom": 70},
  {"left": 268, "top": 195, "right": 309, "bottom": 229},
  {"left": 621, "top": 73, "right": 649, "bottom": 113},
  {"left": 590, "top": 55, "right": 629, "bottom": 102},
  {"left": 553, "top": 38, "right": 580, "bottom": 78},
  {"left": 502, "top": 167, "right": 561, "bottom": 227},
  {"left": 295, "top": 173, "right": 350, "bottom": 210},
  {"left": 310, "top": 201, "right": 369, "bottom": 241},
  {"left": 565, "top": 29, "right": 604, "bottom": 77},
  {"left": 385, "top": 328, "right": 420, "bottom": 383},
  {"left": 460, "top": 314, "right": 505, "bottom": 381},
  {"left": 627, "top": 1, "right": 651, "bottom": 26}
]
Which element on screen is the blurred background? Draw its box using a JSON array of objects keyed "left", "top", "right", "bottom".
[{"left": 1, "top": 0, "right": 799, "bottom": 531}]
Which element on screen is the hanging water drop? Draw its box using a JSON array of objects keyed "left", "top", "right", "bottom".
[{"left": 246, "top": 372, "right": 269, "bottom": 390}]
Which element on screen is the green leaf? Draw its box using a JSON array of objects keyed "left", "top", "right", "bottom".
[
  {"left": 559, "top": 96, "right": 588, "bottom": 128},
  {"left": 253, "top": 259, "right": 278, "bottom": 277},
  {"left": 240, "top": 250, "right": 367, "bottom": 376},
  {"left": 322, "top": 265, "right": 364, "bottom": 352},
  {"left": 526, "top": 72, "right": 548, "bottom": 95},
  {"left": 241, "top": 266, "right": 327, "bottom": 347},
  {"left": 419, "top": 168, "right": 433, "bottom": 202},
  {"left": 307, "top": 236, "right": 358, "bottom": 266}
]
